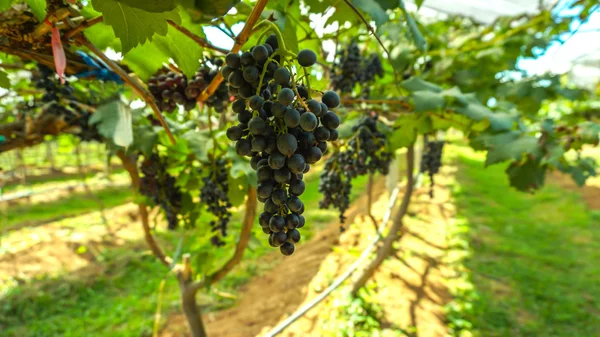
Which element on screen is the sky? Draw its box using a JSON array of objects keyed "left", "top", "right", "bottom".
[{"left": 203, "top": 0, "right": 600, "bottom": 84}]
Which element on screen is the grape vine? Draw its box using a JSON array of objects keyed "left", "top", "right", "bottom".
[
  {"left": 224, "top": 31, "right": 341, "bottom": 256},
  {"left": 139, "top": 154, "right": 183, "bottom": 230},
  {"left": 148, "top": 58, "right": 230, "bottom": 113},
  {"left": 420, "top": 139, "right": 444, "bottom": 198},
  {"left": 319, "top": 113, "right": 392, "bottom": 223}
]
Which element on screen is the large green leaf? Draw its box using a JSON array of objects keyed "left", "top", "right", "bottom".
[
  {"left": 0, "top": 0, "right": 12, "bottom": 11},
  {"left": 413, "top": 91, "right": 445, "bottom": 112},
  {"left": 89, "top": 99, "right": 133, "bottom": 147},
  {"left": 264, "top": 4, "right": 300, "bottom": 54},
  {"left": 506, "top": 158, "right": 546, "bottom": 192},
  {"left": 577, "top": 122, "right": 600, "bottom": 145},
  {"left": 123, "top": 22, "right": 203, "bottom": 80},
  {"left": 182, "top": 130, "right": 210, "bottom": 162},
  {"left": 26, "top": 0, "right": 46, "bottom": 21},
  {"left": 398, "top": 0, "right": 427, "bottom": 52},
  {"left": 116, "top": 0, "right": 178, "bottom": 12},
  {"left": 0, "top": 70, "right": 9, "bottom": 89},
  {"left": 351, "top": 0, "right": 389, "bottom": 26},
  {"left": 401, "top": 77, "right": 442, "bottom": 93},
  {"left": 179, "top": 0, "right": 240, "bottom": 17},
  {"left": 91, "top": 0, "right": 181, "bottom": 53},
  {"left": 485, "top": 135, "right": 541, "bottom": 166},
  {"left": 230, "top": 156, "right": 257, "bottom": 188}
]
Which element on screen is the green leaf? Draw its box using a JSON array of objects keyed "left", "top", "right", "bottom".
[
  {"left": 230, "top": 157, "right": 257, "bottom": 188},
  {"left": 506, "top": 158, "right": 546, "bottom": 192},
  {"left": 131, "top": 124, "right": 157, "bottom": 156},
  {"left": 182, "top": 130, "right": 210, "bottom": 162},
  {"left": 413, "top": 91, "right": 445, "bottom": 112},
  {"left": 91, "top": 0, "right": 181, "bottom": 54},
  {"left": 454, "top": 103, "right": 516, "bottom": 132},
  {"left": 374, "top": 0, "right": 399, "bottom": 10},
  {"left": 485, "top": 135, "right": 541, "bottom": 166},
  {"left": 227, "top": 174, "right": 248, "bottom": 206},
  {"left": 351, "top": 0, "right": 389, "bottom": 26},
  {"left": 265, "top": 5, "right": 299, "bottom": 54},
  {"left": 577, "top": 122, "right": 600, "bottom": 145},
  {"left": 0, "top": 0, "right": 12, "bottom": 11},
  {"left": 0, "top": 70, "right": 9, "bottom": 89},
  {"left": 89, "top": 99, "right": 133, "bottom": 147},
  {"left": 117, "top": 0, "right": 177, "bottom": 12},
  {"left": 26, "top": 0, "right": 46, "bottom": 21},
  {"left": 415, "top": 0, "right": 425, "bottom": 8},
  {"left": 180, "top": 0, "right": 240, "bottom": 17},
  {"left": 401, "top": 77, "right": 442, "bottom": 93},
  {"left": 398, "top": 0, "right": 427, "bottom": 53},
  {"left": 559, "top": 157, "right": 597, "bottom": 187}
]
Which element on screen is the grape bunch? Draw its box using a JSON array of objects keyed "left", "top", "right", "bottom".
[
  {"left": 331, "top": 42, "right": 384, "bottom": 96},
  {"left": 420, "top": 140, "right": 445, "bottom": 198},
  {"left": 223, "top": 35, "right": 342, "bottom": 256},
  {"left": 199, "top": 158, "right": 232, "bottom": 247},
  {"left": 331, "top": 41, "right": 362, "bottom": 93},
  {"left": 139, "top": 154, "right": 183, "bottom": 230},
  {"left": 33, "top": 64, "right": 101, "bottom": 142},
  {"left": 148, "top": 59, "right": 230, "bottom": 113},
  {"left": 319, "top": 114, "right": 392, "bottom": 223}
]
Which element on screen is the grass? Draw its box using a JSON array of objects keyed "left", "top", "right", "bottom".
[
  {"left": 2, "top": 168, "right": 127, "bottom": 194},
  {"left": 2, "top": 186, "right": 132, "bottom": 231},
  {"left": 447, "top": 144, "right": 600, "bottom": 337},
  {"left": 0, "top": 171, "right": 371, "bottom": 337}
]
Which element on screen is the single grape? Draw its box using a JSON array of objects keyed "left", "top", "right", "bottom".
[
  {"left": 268, "top": 152, "right": 286, "bottom": 170},
  {"left": 280, "top": 242, "right": 295, "bottom": 255},
  {"left": 322, "top": 111, "right": 341, "bottom": 129},
  {"left": 297, "top": 49, "right": 317, "bottom": 67},
  {"left": 226, "top": 126, "right": 242, "bottom": 141},
  {"left": 252, "top": 45, "right": 269, "bottom": 63},
  {"left": 287, "top": 229, "right": 301, "bottom": 243},
  {"left": 274, "top": 68, "right": 291, "bottom": 85},
  {"left": 299, "top": 112, "right": 318, "bottom": 131},
  {"left": 322, "top": 90, "right": 340, "bottom": 108},
  {"left": 226, "top": 53, "right": 241, "bottom": 69},
  {"left": 278, "top": 88, "right": 295, "bottom": 106},
  {"left": 277, "top": 133, "right": 298, "bottom": 157},
  {"left": 283, "top": 108, "right": 300, "bottom": 128}
]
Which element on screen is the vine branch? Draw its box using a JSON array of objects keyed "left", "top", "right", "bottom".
[
  {"left": 65, "top": 16, "right": 104, "bottom": 39},
  {"left": 187, "top": 186, "right": 258, "bottom": 294},
  {"left": 167, "top": 20, "right": 230, "bottom": 54},
  {"left": 117, "top": 151, "right": 172, "bottom": 268},
  {"left": 76, "top": 36, "right": 176, "bottom": 145},
  {"left": 198, "top": 0, "right": 269, "bottom": 102}
]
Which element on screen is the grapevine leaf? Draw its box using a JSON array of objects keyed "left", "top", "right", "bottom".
[
  {"left": 398, "top": 0, "right": 427, "bottom": 53},
  {"left": 389, "top": 127, "right": 416, "bottom": 150},
  {"left": 506, "top": 158, "right": 546, "bottom": 192},
  {"left": 179, "top": 0, "right": 240, "bottom": 18},
  {"left": 558, "top": 157, "right": 597, "bottom": 187},
  {"left": 390, "top": 114, "right": 428, "bottom": 150},
  {"left": 326, "top": 2, "right": 356, "bottom": 27},
  {"left": 26, "top": 0, "right": 46, "bottom": 21},
  {"left": 89, "top": 99, "right": 133, "bottom": 147},
  {"left": 336, "top": 117, "right": 362, "bottom": 139},
  {"left": 81, "top": 7, "right": 121, "bottom": 51},
  {"left": 454, "top": 103, "right": 516, "bottom": 131},
  {"left": 576, "top": 122, "right": 600, "bottom": 145},
  {"left": 413, "top": 91, "right": 445, "bottom": 112},
  {"left": 265, "top": 5, "right": 299, "bottom": 54},
  {"left": 0, "top": 0, "right": 11, "bottom": 11},
  {"left": 304, "top": 0, "right": 328, "bottom": 13},
  {"left": 182, "top": 130, "right": 210, "bottom": 162},
  {"left": 230, "top": 157, "right": 257, "bottom": 188},
  {"left": 401, "top": 77, "right": 442, "bottom": 93},
  {"left": 374, "top": 0, "right": 400, "bottom": 10},
  {"left": 131, "top": 125, "right": 157, "bottom": 157},
  {"left": 351, "top": 0, "right": 389, "bottom": 26},
  {"left": 91, "top": 0, "right": 181, "bottom": 54},
  {"left": 0, "top": 70, "right": 9, "bottom": 89},
  {"left": 116, "top": 0, "right": 177, "bottom": 12},
  {"left": 485, "top": 135, "right": 541, "bottom": 166},
  {"left": 415, "top": 0, "right": 425, "bottom": 9},
  {"left": 540, "top": 143, "right": 564, "bottom": 167}
]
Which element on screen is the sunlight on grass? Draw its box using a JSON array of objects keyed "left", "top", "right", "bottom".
[{"left": 446, "top": 143, "right": 600, "bottom": 337}]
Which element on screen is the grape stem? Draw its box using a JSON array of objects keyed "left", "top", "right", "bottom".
[
  {"left": 256, "top": 50, "right": 282, "bottom": 97},
  {"left": 198, "top": 0, "right": 269, "bottom": 102},
  {"left": 167, "top": 20, "right": 230, "bottom": 54},
  {"left": 289, "top": 68, "right": 311, "bottom": 112}
]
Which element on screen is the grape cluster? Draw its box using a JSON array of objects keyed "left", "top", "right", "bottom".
[
  {"left": 319, "top": 114, "right": 391, "bottom": 223},
  {"left": 139, "top": 154, "right": 183, "bottom": 230},
  {"left": 199, "top": 158, "right": 232, "bottom": 247},
  {"left": 420, "top": 140, "right": 445, "bottom": 198},
  {"left": 148, "top": 59, "right": 230, "bottom": 113},
  {"left": 224, "top": 35, "right": 342, "bottom": 256},
  {"left": 331, "top": 41, "right": 384, "bottom": 96},
  {"left": 33, "top": 65, "right": 101, "bottom": 141}
]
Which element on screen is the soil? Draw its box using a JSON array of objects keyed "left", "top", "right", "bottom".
[
  {"left": 548, "top": 171, "right": 600, "bottom": 210},
  {"left": 161, "top": 167, "right": 457, "bottom": 337}
]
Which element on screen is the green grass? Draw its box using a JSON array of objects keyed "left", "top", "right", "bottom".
[
  {"left": 2, "top": 186, "right": 132, "bottom": 231},
  {"left": 2, "top": 168, "right": 126, "bottom": 194},
  {"left": 448, "top": 145, "right": 600, "bottom": 337},
  {"left": 0, "top": 171, "right": 371, "bottom": 337}
]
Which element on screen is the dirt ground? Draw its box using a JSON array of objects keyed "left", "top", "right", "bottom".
[
  {"left": 549, "top": 172, "right": 600, "bottom": 210},
  {"left": 161, "top": 167, "right": 457, "bottom": 337}
]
